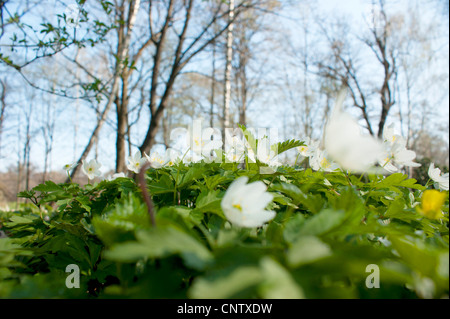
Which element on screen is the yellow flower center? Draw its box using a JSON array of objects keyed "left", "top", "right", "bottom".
[
  {"left": 321, "top": 157, "right": 330, "bottom": 169},
  {"left": 233, "top": 203, "right": 242, "bottom": 211}
]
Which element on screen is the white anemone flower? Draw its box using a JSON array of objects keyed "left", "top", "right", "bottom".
[
  {"left": 164, "top": 148, "right": 182, "bottom": 166},
  {"left": 428, "top": 163, "right": 449, "bottom": 191},
  {"left": 226, "top": 147, "right": 246, "bottom": 163},
  {"left": 256, "top": 138, "right": 280, "bottom": 168},
  {"left": 81, "top": 159, "right": 102, "bottom": 180},
  {"left": 378, "top": 129, "right": 421, "bottom": 173},
  {"left": 324, "top": 90, "right": 384, "bottom": 173},
  {"left": 221, "top": 176, "right": 276, "bottom": 228},
  {"left": 309, "top": 149, "right": 340, "bottom": 172},
  {"left": 225, "top": 131, "right": 246, "bottom": 151},
  {"left": 145, "top": 151, "right": 166, "bottom": 168},
  {"left": 127, "top": 151, "right": 148, "bottom": 173},
  {"left": 378, "top": 152, "right": 399, "bottom": 173},
  {"left": 383, "top": 124, "right": 404, "bottom": 145},
  {"left": 183, "top": 152, "right": 203, "bottom": 164},
  {"left": 297, "top": 137, "right": 319, "bottom": 157},
  {"left": 392, "top": 148, "right": 421, "bottom": 168},
  {"left": 62, "top": 162, "right": 77, "bottom": 172},
  {"left": 187, "top": 127, "right": 223, "bottom": 156}
]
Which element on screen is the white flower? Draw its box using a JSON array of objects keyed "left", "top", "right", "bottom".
[
  {"left": 145, "top": 148, "right": 184, "bottom": 168},
  {"left": 378, "top": 136, "right": 421, "bottom": 173},
  {"left": 62, "top": 162, "right": 77, "bottom": 172},
  {"left": 309, "top": 149, "right": 340, "bottom": 172},
  {"left": 225, "top": 131, "right": 246, "bottom": 151},
  {"left": 164, "top": 148, "right": 182, "bottom": 166},
  {"left": 107, "top": 172, "right": 126, "bottom": 181},
  {"left": 297, "top": 137, "right": 319, "bottom": 157},
  {"left": 226, "top": 147, "right": 246, "bottom": 163},
  {"left": 256, "top": 137, "right": 280, "bottom": 168},
  {"left": 378, "top": 151, "right": 400, "bottom": 173},
  {"left": 127, "top": 151, "right": 148, "bottom": 173},
  {"left": 81, "top": 159, "right": 102, "bottom": 180},
  {"left": 324, "top": 90, "right": 384, "bottom": 173},
  {"left": 187, "top": 126, "right": 222, "bottom": 156},
  {"left": 383, "top": 124, "right": 404, "bottom": 145},
  {"left": 225, "top": 131, "right": 247, "bottom": 163},
  {"left": 378, "top": 123, "right": 421, "bottom": 172},
  {"left": 181, "top": 152, "right": 203, "bottom": 164},
  {"left": 145, "top": 151, "right": 166, "bottom": 168},
  {"left": 221, "top": 176, "right": 276, "bottom": 228},
  {"left": 428, "top": 163, "right": 449, "bottom": 191}
]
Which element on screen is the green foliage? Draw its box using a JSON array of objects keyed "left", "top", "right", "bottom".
[{"left": 0, "top": 155, "right": 448, "bottom": 299}]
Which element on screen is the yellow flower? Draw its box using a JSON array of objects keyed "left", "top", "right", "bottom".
[{"left": 418, "top": 190, "right": 447, "bottom": 219}]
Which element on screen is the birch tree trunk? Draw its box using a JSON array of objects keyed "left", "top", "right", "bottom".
[{"left": 223, "top": 0, "right": 235, "bottom": 137}]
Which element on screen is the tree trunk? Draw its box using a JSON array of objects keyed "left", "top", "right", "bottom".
[
  {"left": 116, "top": 71, "right": 129, "bottom": 173},
  {"left": 210, "top": 40, "right": 216, "bottom": 128},
  {"left": 223, "top": 0, "right": 235, "bottom": 138},
  {"left": 139, "top": 105, "right": 166, "bottom": 155},
  {"left": 68, "top": 0, "right": 141, "bottom": 182}
]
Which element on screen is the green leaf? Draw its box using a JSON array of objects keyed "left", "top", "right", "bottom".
[
  {"left": 17, "top": 190, "right": 36, "bottom": 199},
  {"left": 6, "top": 215, "right": 35, "bottom": 226},
  {"left": 272, "top": 139, "right": 305, "bottom": 156},
  {"left": 104, "top": 224, "right": 212, "bottom": 270},
  {"left": 238, "top": 124, "right": 257, "bottom": 151},
  {"left": 195, "top": 189, "right": 224, "bottom": 217},
  {"left": 259, "top": 257, "right": 305, "bottom": 298},
  {"left": 188, "top": 265, "right": 263, "bottom": 299},
  {"left": 147, "top": 174, "right": 174, "bottom": 195},
  {"left": 373, "top": 173, "right": 425, "bottom": 193},
  {"left": 177, "top": 164, "right": 208, "bottom": 188},
  {"left": 297, "top": 209, "right": 346, "bottom": 237},
  {"left": 33, "top": 181, "right": 63, "bottom": 193},
  {"left": 76, "top": 196, "right": 91, "bottom": 213},
  {"left": 271, "top": 182, "right": 324, "bottom": 214},
  {"left": 390, "top": 235, "right": 445, "bottom": 280},
  {"left": 287, "top": 236, "right": 332, "bottom": 268}
]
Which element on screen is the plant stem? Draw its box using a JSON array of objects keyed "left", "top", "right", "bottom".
[{"left": 138, "top": 162, "right": 156, "bottom": 227}]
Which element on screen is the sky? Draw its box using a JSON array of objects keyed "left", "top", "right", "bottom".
[{"left": 0, "top": 0, "right": 448, "bottom": 175}]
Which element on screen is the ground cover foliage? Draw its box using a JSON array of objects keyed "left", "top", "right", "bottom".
[{"left": 0, "top": 132, "right": 448, "bottom": 299}]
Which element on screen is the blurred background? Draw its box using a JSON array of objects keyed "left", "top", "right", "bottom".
[{"left": 0, "top": 0, "right": 448, "bottom": 204}]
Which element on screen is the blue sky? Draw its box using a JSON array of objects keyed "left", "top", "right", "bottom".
[{"left": 0, "top": 0, "right": 448, "bottom": 175}]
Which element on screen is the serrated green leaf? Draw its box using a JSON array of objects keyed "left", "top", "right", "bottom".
[
  {"left": 195, "top": 189, "right": 224, "bottom": 217},
  {"left": 33, "top": 181, "right": 63, "bottom": 193},
  {"left": 147, "top": 174, "right": 174, "bottom": 194},
  {"left": 272, "top": 139, "right": 305, "bottom": 156}
]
